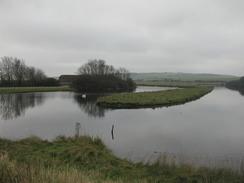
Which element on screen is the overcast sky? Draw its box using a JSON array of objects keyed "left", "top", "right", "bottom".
[{"left": 0, "top": 0, "right": 244, "bottom": 76}]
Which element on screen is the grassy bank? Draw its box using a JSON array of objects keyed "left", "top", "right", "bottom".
[
  {"left": 0, "top": 136, "right": 243, "bottom": 183},
  {"left": 97, "top": 86, "right": 213, "bottom": 109},
  {"left": 0, "top": 86, "right": 72, "bottom": 94}
]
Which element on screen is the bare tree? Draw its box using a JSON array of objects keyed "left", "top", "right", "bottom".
[
  {"left": 0, "top": 56, "right": 48, "bottom": 87},
  {"left": 0, "top": 57, "right": 14, "bottom": 84},
  {"left": 117, "top": 67, "right": 130, "bottom": 80},
  {"left": 25, "top": 67, "right": 36, "bottom": 82},
  {"left": 35, "top": 69, "right": 46, "bottom": 81},
  {"left": 78, "top": 59, "right": 120, "bottom": 77},
  {"left": 73, "top": 59, "right": 136, "bottom": 93},
  {"left": 12, "top": 58, "right": 26, "bottom": 86}
]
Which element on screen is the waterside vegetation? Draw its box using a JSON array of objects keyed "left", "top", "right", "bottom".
[
  {"left": 72, "top": 60, "right": 136, "bottom": 93},
  {"left": 97, "top": 87, "right": 213, "bottom": 109},
  {"left": 0, "top": 136, "right": 243, "bottom": 183}
]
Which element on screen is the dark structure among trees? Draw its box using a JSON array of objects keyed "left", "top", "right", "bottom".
[
  {"left": 0, "top": 56, "right": 59, "bottom": 87},
  {"left": 59, "top": 75, "right": 79, "bottom": 86},
  {"left": 72, "top": 59, "right": 136, "bottom": 93}
]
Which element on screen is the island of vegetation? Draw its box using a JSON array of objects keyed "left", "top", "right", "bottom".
[
  {"left": 72, "top": 59, "right": 136, "bottom": 93},
  {"left": 226, "top": 76, "right": 244, "bottom": 95},
  {"left": 0, "top": 136, "right": 242, "bottom": 183},
  {"left": 97, "top": 86, "right": 213, "bottom": 109}
]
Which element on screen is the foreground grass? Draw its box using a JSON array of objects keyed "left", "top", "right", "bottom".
[
  {"left": 97, "top": 86, "right": 213, "bottom": 109},
  {"left": 0, "top": 136, "right": 243, "bottom": 183},
  {"left": 0, "top": 155, "right": 100, "bottom": 183},
  {"left": 0, "top": 86, "right": 72, "bottom": 94}
]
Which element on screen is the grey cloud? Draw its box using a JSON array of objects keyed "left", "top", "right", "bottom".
[
  {"left": 0, "top": 0, "right": 244, "bottom": 76},
  {"left": 3, "top": 24, "right": 150, "bottom": 53}
]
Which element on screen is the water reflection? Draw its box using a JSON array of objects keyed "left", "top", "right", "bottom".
[
  {"left": 238, "top": 89, "right": 244, "bottom": 96},
  {"left": 226, "top": 87, "right": 244, "bottom": 96},
  {"left": 73, "top": 86, "right": 172, "bottom": 117},
  {"left": 1, "top": 87, "right": 244, "bottom": 170},
  {"left": 73, "top": 94, "right": 108, "bottom": 118},
  {"left": 0, "top": 85, "right": 167, "bottom": 120},
  {"left": 0, "top": 93, "right": 45, "bottom": 120}
]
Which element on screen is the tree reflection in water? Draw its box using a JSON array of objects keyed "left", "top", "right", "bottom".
[
  {"left": 230, "top": 88, "right": 244, "bottom": 96},
  {"left": 0, "top": 93, "right": 45, "bottom": 120},
  {"left": 73, "top": 94, "right": 108, "bottom": 118},
  {"left": 238, "top": 89, "right": 244, "bottom": 96}
]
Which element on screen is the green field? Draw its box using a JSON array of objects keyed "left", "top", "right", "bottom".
[
  {"left": 132, "top": 72, "right": 240, "bottom": 87},
  {"left": 97, "top": 87, "right": 213, "bottom": 109},
  {"left": 136, "top": 80, "right": 209, "bottom": 87},
  {"left": 0, "top": 86, "right": 72, "bottom": 94},
  {"left": 0, "top": 136, "right": 242, "bottom": 183},
  {"left": 131, "top": 72, "right": 239, "bottom": 82}
]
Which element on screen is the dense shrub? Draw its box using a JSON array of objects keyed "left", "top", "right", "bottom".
[
  {"left": 72, "top": 60, "right": 136, "bottom": 93},
  {"left": 72, "top": 74, "right": 136, "bottom": 93}
]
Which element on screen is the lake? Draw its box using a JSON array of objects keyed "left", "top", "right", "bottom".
[{"left": 0, "top": 86, "right": 244, "bottom": 170}]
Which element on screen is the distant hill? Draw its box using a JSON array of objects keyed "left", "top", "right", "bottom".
[{"left": 131, "top": 72, "right": 239, "bottom": 82}]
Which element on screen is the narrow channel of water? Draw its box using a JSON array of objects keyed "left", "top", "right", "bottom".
[{"left": 0, "top": 86, "right": 244, "bottom": 170}]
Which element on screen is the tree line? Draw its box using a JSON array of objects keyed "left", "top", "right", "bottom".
[
  {"left": 0, "top": 57, "right": 135, "bottom": 91},
  {"left": 0, "top": 57, "right": 59, "bottom": 87},
  {"left": 77, "top": 59, "right": 130, "bottom": 80},
  {"left": 72, "top": 59, "right": 136, "bottom": 93},
  {"left": 226, "top": 77, "right": 244, "bottom": 95}
]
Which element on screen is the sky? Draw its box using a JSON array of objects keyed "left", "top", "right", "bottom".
[{"left": 0, "top": 0, "right": 244, "bottom": 76}]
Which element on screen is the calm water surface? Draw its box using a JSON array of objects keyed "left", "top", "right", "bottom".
[{"left": 0, "top": 86, "right": 244, "bottom": 169}]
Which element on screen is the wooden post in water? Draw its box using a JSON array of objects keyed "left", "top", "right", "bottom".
[
  {"left": 111, "top": 124, "right": 115, "bottom": 140},
  {"left": 75, "top": 122, "right": 81, "bottom": 138}
]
